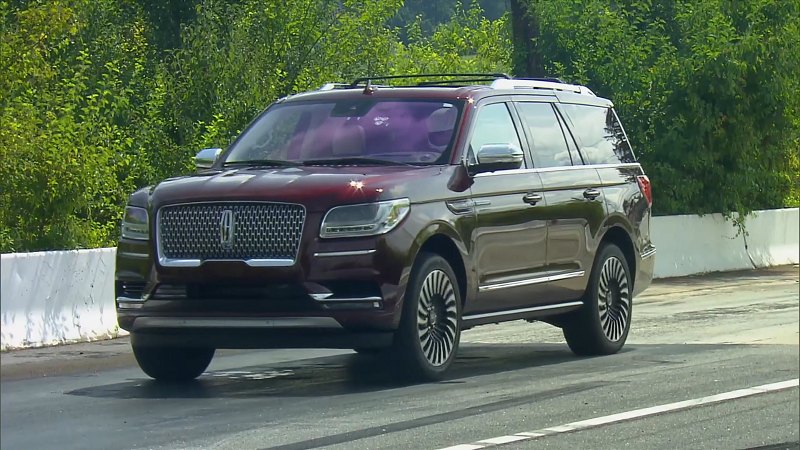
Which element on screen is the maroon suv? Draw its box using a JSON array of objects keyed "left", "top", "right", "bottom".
[{"left": 116, "top": 74, "right": 655, "bottom": 381}]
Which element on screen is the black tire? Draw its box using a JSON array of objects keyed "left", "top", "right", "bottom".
[
  {"left": 392, "top": 252, "right": 461, "bottom": 381},
  {"left": 132, "top": 344, "right": 215, "bottom": 382},
  {"left": 563, "top": 243, "right": 632, "bottom": 356}
]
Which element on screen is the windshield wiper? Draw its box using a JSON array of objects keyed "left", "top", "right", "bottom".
[
  {"left": 301, "top": 157, "right": 413, "bottom": 166},
  {"left": 222, "top": 159, "right": 300, "bottom": 168}
]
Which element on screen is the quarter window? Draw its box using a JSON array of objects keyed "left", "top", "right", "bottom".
[
  {"left": 516, "top": 102, "right": 573, "bottom": 168},
  {"left": 559, "top": 104, "right": 635, "bottom": 164}
]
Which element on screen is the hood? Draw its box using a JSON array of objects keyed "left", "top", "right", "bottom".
[{"left": 148, "top": 165, "right": 451, "bottom": 212}]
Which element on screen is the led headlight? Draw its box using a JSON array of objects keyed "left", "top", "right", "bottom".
[
  {"left": 121, "top": 206, "right": 149, "bottom": 240},
  {"left": 320, "top": 198, "right": 410, "bottom": 238}
]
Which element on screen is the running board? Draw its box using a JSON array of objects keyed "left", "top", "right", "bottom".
[{"left": 462, "top": 301, "right": 583, "bottom": 326}]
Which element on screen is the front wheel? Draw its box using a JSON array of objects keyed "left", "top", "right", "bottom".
[
  {"left": 392, "top": 253, "right": 461, "bottom": 380},
  {"left": 563, "top": 243, "right": 632, "bottom": 355},
  {"left": 132, "top": 343, "right": 215, "bottom": 382}
]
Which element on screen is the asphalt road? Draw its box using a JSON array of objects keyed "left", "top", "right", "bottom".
[{"left": 2, "top": 267, "right": 798, "bottom": 450}]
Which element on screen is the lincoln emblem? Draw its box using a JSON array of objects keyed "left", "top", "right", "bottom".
[{"left": 219, "top": 209, "right": 235, "bottom": 249}]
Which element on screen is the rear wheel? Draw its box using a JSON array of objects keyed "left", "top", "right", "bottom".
[
  {"left": 132, "top": 344, "right": 215, "bottom": 382},
  {"left": 563, "top": 243, "right": 632, "bottom": 355},
  {"left": 392, "top": 253, "right": 461, "bottom": 380}
]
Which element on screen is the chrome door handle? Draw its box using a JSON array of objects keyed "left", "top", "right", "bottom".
[
  {"left": 523, "top": 193, "right": 543, "bottom": 205},
  {"left": 583, "top": 188, "right": 601, "bottom": 200}
]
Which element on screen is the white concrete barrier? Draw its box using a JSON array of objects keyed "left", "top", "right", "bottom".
[
  {"left": 1, "top": 248, "right": 127, "bottom": 350},
  {"left": 1, "top": 208, "right": 797, "bottom": 350},
  {"left": 743, "top": 208, "right": 800, "bottom": 268},
  {"left": 651, "top": 213, "right": 752, "bottom": 278}
]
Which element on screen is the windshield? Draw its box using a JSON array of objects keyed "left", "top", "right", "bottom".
[{"left": 223, "top": 99, "right": 463, "bottom": 165}]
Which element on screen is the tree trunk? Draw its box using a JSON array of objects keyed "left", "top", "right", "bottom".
[{"left": 510, "top": 0, "right": 544, "bottom": 78}]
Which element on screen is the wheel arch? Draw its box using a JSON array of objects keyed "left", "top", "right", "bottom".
[
  {"left": 599, "top": 225, "right": 637, "bottom": 287},
  {"left": 408, "top": 225, "right": 469, "bottom": 309}
]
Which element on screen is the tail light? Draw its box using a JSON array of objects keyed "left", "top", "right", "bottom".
[{"left": 636, "top": 175, "right": 652, "bottom": 207}]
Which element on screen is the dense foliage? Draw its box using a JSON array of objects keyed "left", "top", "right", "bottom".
[
  {"left": 0, "top": 0, "right": 510, "bottom": 252},
  {"left": 519, "top": 0, "right": 800, "bottom": 217},
  {"left": 1, "top": 0, "right": 797, "bottom": 252}
]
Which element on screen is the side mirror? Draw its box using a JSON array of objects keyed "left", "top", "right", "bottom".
[
  {"left": 195, "top": 148, "right": 222, "bottom": 170},
  {"left": 470, "top": 143, "right": 524, "bottom": 175}
]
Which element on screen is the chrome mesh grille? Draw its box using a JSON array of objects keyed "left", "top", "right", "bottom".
[{"left": 158, "top": 203, "right": 305, "bottom": 261}]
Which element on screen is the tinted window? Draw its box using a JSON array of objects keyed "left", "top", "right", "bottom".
[
  {"left": 469, "top": 103, "right": 523, "bottom": 166},
  {"left": 559, "top": 104, "right": 635, "bottom": 164},
  {"left": 516, "top": 102, "right": 573, "bottom": 168},
  {"left": 225, "top": 100, "right": 463, "bottom": 164}
]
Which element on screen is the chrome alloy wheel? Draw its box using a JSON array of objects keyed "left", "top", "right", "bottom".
[
  {"left": 416, "top": 269, "right": 458, "bottom": 366},
  {"left": 598, "top": 256, "right": 630, "bottom": 342}
]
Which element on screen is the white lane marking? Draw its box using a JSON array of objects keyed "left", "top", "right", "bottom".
[
  {"left": 514, "top": 432, "right": 546, "bottom": 438},
  {"left": 478, "top": 435, "right": 529, "bottom": 445},
  {"left": 437, "top": 379, "right": 798, "bottom": 450}
]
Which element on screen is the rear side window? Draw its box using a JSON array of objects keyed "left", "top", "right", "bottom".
[
  {"left": 515, "top": 102, "right": 573, "bottom": 168},
  {"left": 559, "top": 104, "right": 635, "bottom": 164}
]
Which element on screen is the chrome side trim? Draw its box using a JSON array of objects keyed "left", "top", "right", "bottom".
[
  {"left": 536, "top": 162, "right": 641, "bottom": 172},
  {"left": 462, "top": 301, "right": 584, "bottom": 321},
  {"left": 314, "top": 249, "right": 376, "bottom": 258},
  {"left": 445, "top": 199, "right": 493, "bottom": 215},
  {"left": 314, "top": 296, "right": 382, "bottom": 303},
  {"left": 474, "top": 163, "right": 642, "bottom": 178},
  {"left": 116, "top": 296, "right": 146, "bottom": 309},
  {"left": 446, "top": 199, "right": 474, "bottom": 215},
  {"left": 641, "top": 247, "right": 657, "bottom": 259},
  {"left": 118, "top": 251, "right": 149, "bottom": 259},
  {"left": 158, "top": 257, "right": 295, "bottom": 268},
  {"left": 473, "top": 168, "right": 533, "bottom": 178},
  {"left": 478, "top": 270, "right": 585, "bottom": 292},
  {"left": 132, "top": 317, "right": 343, "bottom": 330}
]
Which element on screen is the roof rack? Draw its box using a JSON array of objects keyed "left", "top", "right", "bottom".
[
  {"left": 317, "top": 74, "right": 595, "bottom": 96},
  {"left": 318, "top": 83, "right": 350, "bottom": 91},
  {"left": 348, "top": 73, "right": 511, "bottom": 88},
  {"left": 490, "top": 78, "right": 595, "bottom": 96}
]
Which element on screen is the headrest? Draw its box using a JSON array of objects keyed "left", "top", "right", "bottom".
[{"left": 427, "top": 107, "right": 457, "bottom": 133}]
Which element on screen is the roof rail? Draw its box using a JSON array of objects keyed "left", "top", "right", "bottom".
[
  {"left": 318, "top": 83, "right": 350, "bottom": 91},
  {"left": 320, "top": 75, "right": 595, "bottom": 95},
  {"left": 490, "top": 78, "right": 595, "bottom": 96},
  {"left": 349, "top": 73, "right": 511, "bottom": 88}
]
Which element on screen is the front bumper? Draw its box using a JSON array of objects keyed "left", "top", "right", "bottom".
[
  {"left": 126, "top": 316, "right": 394, "bottom": 349},
  {"left": 115, "top": 220, "right": 415, "bottom": 341}
]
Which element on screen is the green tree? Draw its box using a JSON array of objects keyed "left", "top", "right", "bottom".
[
  {"left": 163, "top": 0, "right": 511, "bottom": 155},
  {"left": 518, "top": 0, "right": 800, "bottom": 216},
  {"left": 0, "top": 0, "right": 172, "bottom": 251},
  {"left": 0, "top": 0, "right": 511, "bottom": 252}
]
